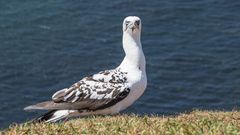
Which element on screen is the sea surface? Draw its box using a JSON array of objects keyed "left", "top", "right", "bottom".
[{"left": 1, "top": 0, "right": 240, "bottom": 128}]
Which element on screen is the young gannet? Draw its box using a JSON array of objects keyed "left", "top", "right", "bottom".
[{"left": 24, "top": 16, "right": 147, "bottom": 122}]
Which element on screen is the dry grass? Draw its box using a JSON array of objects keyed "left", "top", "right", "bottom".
[{"left": 1, "top": 110, "right": 240, "bottom": 135}]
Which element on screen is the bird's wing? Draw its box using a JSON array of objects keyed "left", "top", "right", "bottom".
[{"left": 24, "top": 69, "right": 130, "bottom": 111}]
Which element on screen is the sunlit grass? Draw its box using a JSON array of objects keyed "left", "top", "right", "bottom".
[{"left": 1, "top": 110, "right": 240, "bottom": 135}]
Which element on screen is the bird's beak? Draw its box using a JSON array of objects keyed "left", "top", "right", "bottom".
[
  {"left": 131, "top": 20, "right": 140, "bottom": 31},
  {"left": 126, "top": 20, "right": 140, "bottom": 32}
]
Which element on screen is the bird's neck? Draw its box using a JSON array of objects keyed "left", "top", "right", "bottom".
[{"left": 119, "top": 32, "right": 146, "bottom": 72}]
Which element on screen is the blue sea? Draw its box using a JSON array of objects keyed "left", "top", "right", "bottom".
[{"left": 1, "top": 0, "right": 240, "bottom": 128}]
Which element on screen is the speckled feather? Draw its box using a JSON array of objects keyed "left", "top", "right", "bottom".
[{"left": 49, "top": 68, "right": 129, "bottom": 110}]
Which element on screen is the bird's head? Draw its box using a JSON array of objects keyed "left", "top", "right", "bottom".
[{"left": 123, "top": 16, "right": 141, "bottom": 36}]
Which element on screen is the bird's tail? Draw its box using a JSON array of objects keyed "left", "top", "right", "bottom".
[{"left": 33, "top": 110, "right": 74, "bottom": 123}]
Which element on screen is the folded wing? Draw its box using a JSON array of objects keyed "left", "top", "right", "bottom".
[{"left": 24, "top": 69, "right": 130, "bottom": 111}]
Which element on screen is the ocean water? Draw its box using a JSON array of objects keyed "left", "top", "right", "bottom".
[{"left": 1, "top": 0, "right": 240, "bottom": 128}]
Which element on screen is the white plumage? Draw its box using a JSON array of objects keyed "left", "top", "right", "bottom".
[{"left": 24, "top": 16, "right": 147, "bottom": 122}]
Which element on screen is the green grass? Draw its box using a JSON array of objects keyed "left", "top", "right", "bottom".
[{"left": 1, "top": 110, "right": 240, "bottom": 135}]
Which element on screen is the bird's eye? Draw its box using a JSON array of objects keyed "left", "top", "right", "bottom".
[
  {"left": 125, "top": 21, "right": 130, "bottom": 26},
  {"left": 135, "top": 20, "right": 140, "bottom": 26}
]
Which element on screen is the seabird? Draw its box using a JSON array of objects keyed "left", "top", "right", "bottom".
[{"left": 24, "top": 16, "right": 147, "bottom": 122}]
